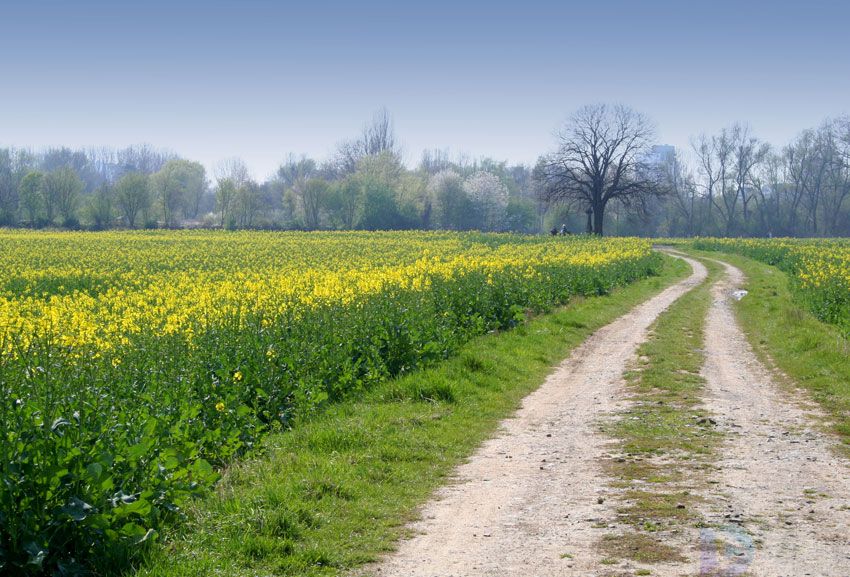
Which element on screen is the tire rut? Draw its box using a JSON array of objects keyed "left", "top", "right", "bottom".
[{"left": 698, "top": 259, "right": 850, "bottom": 577}]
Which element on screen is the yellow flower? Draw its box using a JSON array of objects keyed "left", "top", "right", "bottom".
[
  {"left": 233, "top": 371, "right": 243, "bottom": 382},
  {"left": 215, "top": 402, "right": 225, "bottom": 412}
]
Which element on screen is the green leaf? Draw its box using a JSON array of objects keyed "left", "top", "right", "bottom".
[
  {"left": 24, "top": 542, "right": 47, "bottom": 567},
  {"left": 51, "top": 417, "right": 71, "bottom": 434},
  {"left": 61, "top": 497, "right": 94, "bottom": 521},
  {"left": 85, "top": 462, "right": 104, "bottom": 481},
  {"left": 118, "top": 521, "right": 149, "bottom": 542}
]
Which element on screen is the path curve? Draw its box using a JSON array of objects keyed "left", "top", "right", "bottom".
[
  {"left": 367, "top": 255, "right": 708, "bottom": 577},
  {"left": 699, "top": 259, "right": 850, "bottom": 576}
]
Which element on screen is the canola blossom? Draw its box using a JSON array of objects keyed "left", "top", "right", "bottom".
[
  {"left": 0, "top": 231, "right": 651, "bottom": 357},
  {"left": 692, "top": 238, "right": 850, "bottom": 331},
  {"left": 0, "top": 230, "right": 659, "bottom": 574}
]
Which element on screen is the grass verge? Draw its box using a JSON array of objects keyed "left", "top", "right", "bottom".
[
  {"left": 599, "top": 256, "right": 723, "bottom": 567},
  {"left": 688, "top": 250, "right": 850, "bottom": 449},
  {"left": 134, "top": 255, "right": 690, "bottom": 577}
]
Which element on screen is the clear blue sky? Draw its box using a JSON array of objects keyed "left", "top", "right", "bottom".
[{"left": 1, "top": 0, "right": 848, "bottom": 179}]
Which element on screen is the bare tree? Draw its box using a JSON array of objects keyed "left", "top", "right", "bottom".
[
  {"left": 334, "top": 108, "right": 400, "bottom": 175},
  {"left": 536, "top": 104, "right": 659, "bottom": 235},
  {"left": 794, "top": 127, "right": 830, "bottom": 235},
  {"left": 116, "top": 144, "right": 175, "bottom": 175},
  {"left": 692, "top": 133, "right": 722, "bottom": 235},
  {"left": 731, "top": 125, "right": 770, "bottom": 232},
  {"left": 783, "top": 132, "right": 815, "bottom": 234},
  {"left": 659, "top": 149, "right": 698, "bottom": 236},
  {"left": 693, "top": 126, "right": 758, "bottom": 236},
  {"left": 820, "top": 118, "right": 850, "bottom": 235},
  {"left": 214, "top": 158, "right": 251, "bottom": 227},
  {"left": 708, "top": 128, "right": 735, "bottom": 235},
  {"left": 751, "top": 151, "right": 783, "bottom": 236},
  {"left": 215, "top": 178, "right": 238, "bottom": 227},
  {"left": 214, "top": 157, "right": 250, "bottom": 188}
]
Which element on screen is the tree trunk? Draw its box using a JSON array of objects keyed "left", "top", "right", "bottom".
[{"left": 593, "top": 202, "right": 605, "bottom": 235}]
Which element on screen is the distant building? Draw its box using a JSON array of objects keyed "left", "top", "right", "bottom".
[{"left": 644, "top": 145, "right": 676, "bottom": 167}]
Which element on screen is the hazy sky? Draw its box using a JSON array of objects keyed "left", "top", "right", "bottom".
[{"left": 2, "top": 0, "right": 848, "bottom": 179}]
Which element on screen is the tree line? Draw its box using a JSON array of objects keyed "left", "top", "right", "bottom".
[
  {"left": 1, "top": 106, "right": 848, "bottom": 236},
  {"left": 536, "top": 104, "right": 850, "bottom": 237}
]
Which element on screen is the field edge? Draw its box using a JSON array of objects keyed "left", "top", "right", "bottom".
[{"left": 135, "top": 254, "right": 692, "bottom": 577}]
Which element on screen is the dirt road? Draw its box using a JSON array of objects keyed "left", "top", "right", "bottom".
[
  {"left": 699, "top": 259, "right": 850, "bottom": 576},
  {"left": 367, "top": 255, "right": 850, "bottom": 577},
  {"left": 369, "top": 255, "right": 707, "bottom": 577}
]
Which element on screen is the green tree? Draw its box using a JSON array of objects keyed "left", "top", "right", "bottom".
[
  {"left": 359, "top": 183, "right": 415, "bottom": 230},
  {"left": 233, "top": 180, "right": 262, "bottom": 228},
  {"left": 215, "top": 178, "right": 238, "bottom": 228},
  {"left": 152, "top": 159, "right": 206, "bottom": 227},
  {"left": 44, "top": 166, "right": 84, "bottom": 226},
  {"left": 299, "top": 178, "right": 330, "bottom": 229},
  {"left": 115, "top": 172, "right": 150, "bottom": 228},
  {"left": 87, "top": 183, "right": 115, "bottom": 229},
  {"left": 503, "top": 197, "right": 537, "bottom": 233},
  {"left": 429, "top": 170, "right": 475, "bottom": 230},
  {"left": 355, "top": 150, "right": 403, "bottom": 189},
  {"left": 326, "top": 176, "right": 363, "bottom": 229},
  {"left": 0, "top": 149, "right": 17, "bottom": 226},
  {"left": 19, "top": 170, "right": 44, "bottom": 225}
]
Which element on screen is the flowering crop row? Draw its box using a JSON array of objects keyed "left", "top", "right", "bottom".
[{"left": 0, "top": 230, "right": 660, "bottom": 574}]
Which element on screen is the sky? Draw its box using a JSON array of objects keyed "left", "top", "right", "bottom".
[{"left": 1, "top": 0, "right": 849, "bottom": 179}]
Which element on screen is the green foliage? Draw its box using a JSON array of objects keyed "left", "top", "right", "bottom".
[
  {"left": 151, "top": 160, "right": 206, "bottom": 226},
  {"left": 43, "top": 167, "right": 84, "bottom": 225},
  {"left": 136, "top": 255, "right": 686, "bottom": 577},
  {"left": 0, "top": 232, "right": 661, "bottom": 575},
  {"left": 0, "top": 150, "right": 16, "bottom": 226},
  {"left": 215, "top": 178, "right": 238, "bottom": 228},
  {"left": 115, "top": 172, "right": 151, "bottom": 229},
  {"left": 86, "top": 184, "right": 115, "bottom": 229},
  {"left": 503, "top": 197, "right": 538, "bottom": 233},
  {"left": 18, "top": 171, "right": 45, "bottom": 226},
  {"left": 358, "top": 184, "right": 418, "bottom": 230}
]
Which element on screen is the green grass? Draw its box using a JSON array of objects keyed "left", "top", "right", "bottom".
[
  {"left": 610, "top": 257, "right": 722, "bottom": 459},
  {"left": 600, "top": 256, "right": 722, "bottom": 565},
  {"left": 688, "top": 250, "right": 850, "bottom": 448},
  {"left": 135, "top": 255, "right": 690, "bottom": 577}
]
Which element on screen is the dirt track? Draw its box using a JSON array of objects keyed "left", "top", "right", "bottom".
[
  {"left": 698, "top": 259, "right": 850, "bottom": 576},
  {"left": 369, "top": 255, "right": 707, "bottom": 576},
  {"left": 367, "top": 255, "right": 850, "bottom": 577}
]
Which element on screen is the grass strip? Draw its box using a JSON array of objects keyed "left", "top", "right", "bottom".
[
  {"left": 599, "top": 256, "right": 723, "bottom": 566},
  {"left": 688, "top": 250, "right": 850, "bottom": 449},
  {"left": 134, "top": 255, "right": 690, "bottom": 577}
]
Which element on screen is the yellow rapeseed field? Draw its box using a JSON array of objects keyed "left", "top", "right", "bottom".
[
  {"left": 0, "top": 229, "right": 659, "bottom": 572},
  {"left": 0, "top": 230, "right": 654, "bottom": 358}
]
